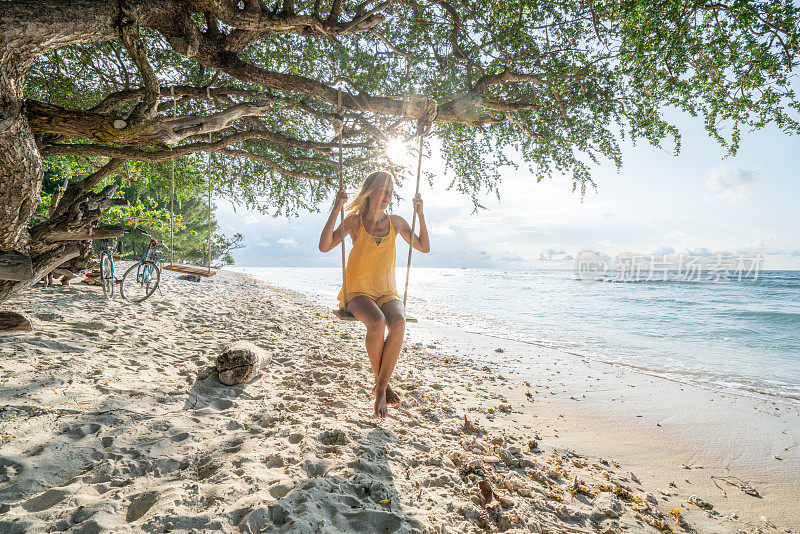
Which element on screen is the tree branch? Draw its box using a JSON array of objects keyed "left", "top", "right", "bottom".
[
  {"left": 473, "top": 69, "right": 544, "bottom": 93},
  {"left": 43, "top": 225, "right": 125, "bottom": 243},
  {"left": 369, "top": 28, "right": 411, "bottom": 57},
  {"left": 327, "top": 0, "right": 343, "bottom": 24},
  {"left": 116, "top": 1, "right": 160, "bottom": 123},
  {"left": 214, "top": 148, "right": 327, "bottom": 180},
  {"left": 51, "top": 158, "right": 125, "bottom": 219},
  {"left": 42, "top": 129, "right": 371, "bottom": 161}
]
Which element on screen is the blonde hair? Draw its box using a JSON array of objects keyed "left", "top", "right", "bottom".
[{"left": 344, "top": 171, "right": 392, "bottom": 218}]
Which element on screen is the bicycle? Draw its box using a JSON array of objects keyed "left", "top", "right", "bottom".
[
  {"left": 97, "top": 238, "right": 117, "bottom": 299},
  {"left": 120, "top": 229, "right": 163, "bottom": 302}
]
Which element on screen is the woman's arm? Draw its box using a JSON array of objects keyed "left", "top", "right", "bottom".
[
  {"left": 318, "top": 189, "right": 352, "bottom": 253},
  {"left": 394, "top": 193, "right": 430, "bottom": 253}
]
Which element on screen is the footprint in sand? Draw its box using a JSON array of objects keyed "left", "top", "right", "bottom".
[
  {"left": 317, "top": 429, "right": 350, "bottom": 446},
  {"left": 226, "top": 420, "right": 243, "bottom": 431},
  {"left": 24, "top": 445, "right": 45, "bottom": 457},
  {"left": 38, "top": 340, "right": 83, "bottom": 353},
  {"left": 126, "top": 490, "right": 159, "bottom": 522},
  {"left": 210, "top": 399, "right": 236, "bottom": 411},
  {"left": 196, "top": 457, "right": 222, "bottom": 480},
  {"left": 34, "top": 312, "right": 62, "bottom": 322},
  {"left": 149, "top": 420, "right": 172, "bottom": 432},
  {"left": 0, "top": 458, "right": 23, "bottom": 483},
  {"left": 302, "top": 456, "right": 331, "bottom": 477},
  {"left": 170, "top": 432, "right": 191, "bottom": 443},
  {"left": 22, "top": 489, "right": 68, "bottom": 513},
  {"left": 71, "top": 329, "right": 100, "bottom": 338},
  {"left": 64, "top": 423, "right": 102, "bottom": 440},
  {"left": 222, "top": 438, "right": 245, "bottom": 453},
  {"left": 269, "top": 482, "right": 294, "bottom": 499},
  {"left": 75, "top": 321, "right": 107, "bottom": 331},
  {"left": 265, "top": 477, "right": 405, "bottom": 533}
]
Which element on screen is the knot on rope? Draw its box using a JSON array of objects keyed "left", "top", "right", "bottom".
[
  {"left": 401, "top": 94, "right": 418, "bottom": 117},
  {"left": 332, "top": 113, "right": 344, "bottom": 136},
  {"left": 333, "top": 88, "right": 344, "bottom": 137}
]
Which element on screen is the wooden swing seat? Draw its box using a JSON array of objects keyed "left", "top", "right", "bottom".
[
  {"left": 332, "top": 308, "right": 417, "bottom": 323},
  {"left": 162, "top": 263, "right": 217, "bottom": 277}
]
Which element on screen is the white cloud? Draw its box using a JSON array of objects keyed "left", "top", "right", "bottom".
[
  {"left": 707, "top": 163, "right": 758, "bottom": 202},
  {"left": 257, "top": 240, "right": 271, "bottom": 248},
  {"left": 500, "top": 254, "right": 524, "bottom": 262},
  {"left": 539, "top": 246, "right": 569, "bottom": 261},
  {"left": 652, "top": 245, "right": 675, "bottom": 255},
  {"left": 662, "top": 230, "right": 685, "bottom": 240},
  {"left": 686, "top": 247, "right": 712, "bottom": 257},
  {"left": 244, "top": 215, "right": 259, "bottom": 225},
  {"left": 597, "top": 239, "right": 619, "bottom": 249},
  {"left": 277, "top": 237, "right": 299, "bottom": 247},
  {"left": 429, "top": 223, "right": 455, "bottom": 235}
]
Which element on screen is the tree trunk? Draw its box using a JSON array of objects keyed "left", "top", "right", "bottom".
[
  {"left": 0, "top": 2, "right": 174, "bottom": 305},
  {"left": 0, "top": 68, "right": 43, "bottom": 255},
  {"left": 0, "top": 60, "right": 118, "bottom": 303},
  {"left": 0, "top": 243, "right": 82, "bottom": 302}
]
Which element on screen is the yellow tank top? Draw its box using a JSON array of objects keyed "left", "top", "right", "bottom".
[{"left": 337, "top": 213, "right": 400, "bottom": 309}]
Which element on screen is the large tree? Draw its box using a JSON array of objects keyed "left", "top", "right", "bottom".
[{"left": 1, "top": 0, "right": 798, "bottom": 302}]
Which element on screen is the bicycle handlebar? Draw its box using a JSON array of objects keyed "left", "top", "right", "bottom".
[{"left": 131, "top": 227, "right": 158, "bottom": 245}]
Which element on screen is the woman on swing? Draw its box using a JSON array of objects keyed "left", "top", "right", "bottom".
[{"left": 318, "top": 171, "right": 430, "bottom": 419}]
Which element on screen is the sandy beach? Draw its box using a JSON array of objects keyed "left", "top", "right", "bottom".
[{"left": 0, "top": 269, "right": 797, "bottom": 533}]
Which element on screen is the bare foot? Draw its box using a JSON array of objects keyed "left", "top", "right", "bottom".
[
  {"left": 374, "top": 390, "right": 388, "bottom": 418},
  {"left": 372, "top": 384, "right": 401, "bottom": 405},
  {"left": 385, "top": 386, "right": 401, "bottom": 406}
]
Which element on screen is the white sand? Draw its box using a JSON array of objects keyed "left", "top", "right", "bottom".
[{"left": 0, "top": 269, "right": 796, "bottom": 533}]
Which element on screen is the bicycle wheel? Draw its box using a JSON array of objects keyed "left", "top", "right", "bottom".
[
  {"left": 100, "top": 254, "right": 114, "bottom": 299},
  {"left": 121, "top": 261, "right": 161, "bottom": 302}
]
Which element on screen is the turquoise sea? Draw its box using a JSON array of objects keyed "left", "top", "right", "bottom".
[{"left": 234, "top": 266, "right": 800, "bottom": 402}]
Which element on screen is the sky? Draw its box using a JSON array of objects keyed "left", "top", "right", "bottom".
[{"left": 216, "top": 110, "right": 800, "bottom": 271}]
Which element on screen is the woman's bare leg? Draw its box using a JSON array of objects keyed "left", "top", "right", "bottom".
[
  {"left": 346, "top": 296, "right": 405, "bottom": 418},
  {"left": 346, "top": 295, "right": 386, "bottom": 380},
  {"left": 375, "top": 299, "right": 406, "bottom": 412},
  {"left": 345, "top": 296, "right": 402, "bottom": 408}
]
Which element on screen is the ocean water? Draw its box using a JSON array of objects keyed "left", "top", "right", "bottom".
[{"left": 235, "top": 266, "right": 800, "bottom": 402}]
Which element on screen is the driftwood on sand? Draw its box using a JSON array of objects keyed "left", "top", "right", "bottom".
[
  {"left": 215, "top": 341, "right": 271, "bottom": 386},
  {"left": 0, "top": 311, "right": 32, "bottom": 332},
  {"left": 0, "top": 253, "right": 33, "bottom": 282}
]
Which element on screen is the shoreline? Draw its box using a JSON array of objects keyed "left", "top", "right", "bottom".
[
  {"left": 0, "top": 269, "right": 797, "bottom": 533},
  {"left": 239, "top": 267, "right": 800, "bottom": 528},
  {"left": 232, "top": 266, "right": 800, "bottom": 406},
  {"left": 404, "top": 318, "right": 800, "bottom": 530},
  {"left": 451, "top": 328, "right": 800, "bottom": 407}
]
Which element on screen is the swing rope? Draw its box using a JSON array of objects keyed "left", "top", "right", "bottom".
[
  {"left": 333, "top": 89, "right": 347, "bottom": 313},
  {"left": 169, "top": 86, "right": 177, "bottom": 265},
  {"left": 331, "top": 77, "right": 435, "bottom": 319},
  {"left": 206, "top": 86, "right": 213, "bottom": 274},
  {"left": 402, "top": 97, "right": 436, "bottom": 306},
  {"left": 403, "top": 131, "right": 424, "bottom": 307},
  {"left": 162, "top": 86, "right": 217, "bottom": 278}
]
